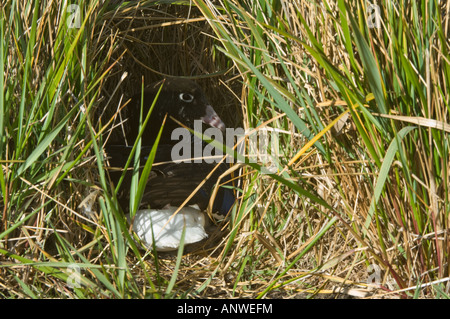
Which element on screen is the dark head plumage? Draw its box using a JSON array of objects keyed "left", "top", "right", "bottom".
[{"left": 126, "top": 78, "right": 225, "bottom": 145}]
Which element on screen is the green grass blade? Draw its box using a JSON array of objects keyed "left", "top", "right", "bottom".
[
  {"left": 363, "top": 126, "right": 417, "bottom": 235},
  {"left": 347, "top": 3, "right": 387, "bottom": 115},
  {"left": 165, "top": 225, "right": 186, "bottom": 296}
]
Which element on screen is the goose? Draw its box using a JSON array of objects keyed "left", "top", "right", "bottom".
[{"left": 105, "top": 78, "right": 238, "bottom": 251}]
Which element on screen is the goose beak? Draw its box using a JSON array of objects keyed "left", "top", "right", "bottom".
[{"left": 201, "top": 105, "right": 226, "bottom": 131}]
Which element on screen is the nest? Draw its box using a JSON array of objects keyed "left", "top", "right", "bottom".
[{"left": 93, "top": 2, "right": 243, "bottom": 144}]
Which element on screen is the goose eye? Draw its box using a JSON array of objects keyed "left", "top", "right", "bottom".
[{"left": 179, "top": 93, "right": 194, "bottom": 103}]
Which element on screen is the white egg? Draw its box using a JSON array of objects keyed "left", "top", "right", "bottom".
[{"left": 127, "top": 206, "right": 208, "bottom": 251}]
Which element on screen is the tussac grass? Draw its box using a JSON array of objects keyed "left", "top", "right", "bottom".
[{"left": 0, "top": 0, "right": 449, "bottom": 298}]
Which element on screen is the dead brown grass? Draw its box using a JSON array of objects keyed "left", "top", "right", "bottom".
[{"left": 3, "top": 0, "right": 448, "bottom": 299}]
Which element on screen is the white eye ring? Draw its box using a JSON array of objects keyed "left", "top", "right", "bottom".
[{"left": 179, "top": 93, "right": 194, "bottom": 103}]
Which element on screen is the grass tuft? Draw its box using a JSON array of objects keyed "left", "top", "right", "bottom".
[{"left": 1, "top": 0, "right": 449, "bottom": 299}]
